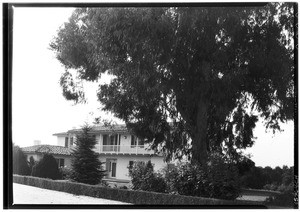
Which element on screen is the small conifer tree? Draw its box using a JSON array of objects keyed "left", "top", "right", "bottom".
[
  {"left": 70, "top": 124, "right": 105, "bottom": 185},
  {"left": 13, "top": 144, "right": 30, "bottom": 175},
  {"left": 31, "top": 154, "right": 61, "bottom": 180},
  {"left": 28, "top": 156, "right": 35, "bottom": 175}
]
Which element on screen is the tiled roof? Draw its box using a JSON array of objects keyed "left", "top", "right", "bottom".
[
  {"left": 68, "top": 124, "right": 128, "bottom": 134},
  {"left": 21, "top": 145, "right": 71, "bottom": 156}
]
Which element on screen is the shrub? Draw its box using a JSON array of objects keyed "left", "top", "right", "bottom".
[
  {"left": 31, "top": 154, "right": 62, "bottom": 180},
  {"left": 265, "top": 183, "right": 294, "bottom": 208},
  {"left": 59, "top": 167, "right": 73, "bottom": 180},
  {"left": 28, "top": 156, "right": 36, "bottom": 175},
  {"left": 70, "top": 124, "right": 106, "bottom": 185},
  {"left": 263, "top": 183, "right": 278, "bottom": 191},
  {"left": 129, "top": 160, "right": 167, "bottom": 193},
  {"left": 119, "top": 185, "right": 128, "bottom": 189},
  {"left": 240, "top": 166, "right": 270, "bottom": 189},
  {"left": 13, "top": 144, "right": 30, "bottom": 175},
  {"left": 163, "top": 153, "right": 241, "bottom": 200}
]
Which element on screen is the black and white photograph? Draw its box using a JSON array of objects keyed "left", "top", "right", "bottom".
[{"left": 4, "top": 2, "right": 297, "bottom": 209}]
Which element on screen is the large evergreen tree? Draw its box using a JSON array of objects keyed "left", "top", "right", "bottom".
[
  {"left": 50, "top": 3, "right": 294, "bottom": 164},
  {"left": 71, "top": 124, "right": 105, "bottom": 185}
]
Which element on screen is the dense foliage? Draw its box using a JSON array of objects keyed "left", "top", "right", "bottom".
[
  {"left": 265, "top": 186, "right": 294, "bottom": 208},
  {"left": 164, "top": 153, "right": 241, "bottom": 200},
  {"left": 241, "top": 165, "right": 294, "bottom": 191},
  {"left": 31, "top": 154, "right": 61, "bottom": 180},
  {"left": 239, "top": 164, "right": 295, "bottom": 207},
  {"left": 13, "top": 144, "right": 30, "bottom": 176},
  {"left": 51, "top": 4, "right": 294, "bottom": 164},
  {"left": 70, "top": 124, "right": 106, "bottom": 185},
  {"left": 59, "top": 167, "right": 73, "bottom": 180},
  {"left": 28, "top": 156, "right": 36, "bottom": 175},
  {"left": 129, "top": 154, "right": 240, "bottom": 200},
  {"left": 129, "top": 161, "right": 167, "bottom": 193}
]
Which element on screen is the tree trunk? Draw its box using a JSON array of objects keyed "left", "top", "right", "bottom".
[{"left": 191, "top": 99, "right": 208, "bottom": 165}]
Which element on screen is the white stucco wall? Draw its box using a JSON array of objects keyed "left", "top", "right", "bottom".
[
  {"left": 122, "top": 134, "right": 131, "bottom": 146},
  {"left": 57, "top": 136, "right": 66, "bottom": 147},
  {"left": 25, "top": 153, "right": 72, "bottom": 168},
  {"left": 150, "top": 156, "right": 166, "bottom": 172},
  {"left": 52, "top": 155, "right": 72, "bottom": 168},
  {"left": 57, "top": 134, "right": 78, "bottom": 148},
  {"left": 98, "top": 155, "right": 166, "bottom": 181}
]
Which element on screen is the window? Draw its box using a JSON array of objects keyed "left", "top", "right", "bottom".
[
  {"left": 70, "top": 137, "right": 73, "bottom": 146},
  {"left": 131, "top": 136, "right": 144, "bottom": 147},
  {"left": 131, "top": 135, "right": 137, "bottom": 147},
  {"left": 111, "top": 162, "right": 116, "bottom": 177},
  {"left": 103, "top": 135, "right": 120, "bottom": 152},
  {"left": 103, "top": 134, "right": 108, "bottom": 145},
  {"left": 65, "top": 137, "right": 69, "bottom": 148},
  {"left": 129, "top": 161, "right": 134, "bottom": 169},
  {"left": 110, "top": 134, "right": 118, "bottom": 145},
  {"left": 104, "top": 134, "right": 119, "bottom": 145},
  {"left": 55, "top": 158, "right": 65, "bottom": 167},
  {"left": 106, "top": 159, "right": 117, "bottom": 178},
  {"left": 138, "top": 139, "right": 145, "bottom": 147},
  {"left": 59, "top": 159, "right": 65, "bottom": 167}
]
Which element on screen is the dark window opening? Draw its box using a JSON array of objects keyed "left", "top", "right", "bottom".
[
  {"left": 138, "top": 139, "right": 145, "bottom": 147},
  {"left": 103, "top": 134, "right": 108, "bottom": 145},
  {"left": 129, "top": 161, "right": 134, "bottom": 169},
  {"left": 131, "top": 135, "right": 137, "bottom": 147},
  {"left": 131, "top": 136, "right": 144, "bottom": 147},
  {"left": 109, "top": 134, "right": 118, "bottom": 145},
  {"left": 65, "top": 137, "right": 69, "bottom": 148},
  {"left": 111, "top": 162, "right": 116, "bottom": 177},
  {"left": 59, "top": 159, "right": 65, "bottom": 167}
]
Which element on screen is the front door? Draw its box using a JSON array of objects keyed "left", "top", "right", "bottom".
[{"left": 106, "top": 159, "right": 117, "bottom": 178}]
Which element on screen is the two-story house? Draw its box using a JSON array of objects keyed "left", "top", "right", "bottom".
[{"left": 53, "top": 124, "right": 166, "bottom": 185}]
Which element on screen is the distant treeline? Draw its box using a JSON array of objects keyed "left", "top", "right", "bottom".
[{"left": 240, "top": 164, "right": 294, "bottom": 192}]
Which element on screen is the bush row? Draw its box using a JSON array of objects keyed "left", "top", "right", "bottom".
[
  {"left": 129, "top": 153, "right": 241, "bottom": 200},
  {"left": 13, "top": 175, "right": 260, "bottom": 206}
]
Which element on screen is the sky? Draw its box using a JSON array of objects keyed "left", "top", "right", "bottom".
[{"left": 12, "top": 7, "right": 295, "bottom": 168}]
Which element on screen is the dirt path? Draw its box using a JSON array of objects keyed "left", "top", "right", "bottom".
[{"left": 13, "top": 183, "right": 129, "bottom": 204}]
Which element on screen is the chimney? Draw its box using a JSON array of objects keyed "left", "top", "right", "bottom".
[{"left": 34, "top": 140, "right": 41, "bottom": 145}]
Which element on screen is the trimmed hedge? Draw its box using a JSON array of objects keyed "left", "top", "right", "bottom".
[
  {"left": 241, "top": 188, "right": 281, "bottom": 197},
  {"left": 13, "top": 175, "right": 263, "bottom": 205}
]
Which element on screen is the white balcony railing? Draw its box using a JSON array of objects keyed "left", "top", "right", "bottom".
[{"left": 99, "top": 145, "right": 153, "bottom": 154}]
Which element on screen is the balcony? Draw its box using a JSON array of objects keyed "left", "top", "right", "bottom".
[{"left": 98, "top": 145, "right": 154, "bottom": 155}]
